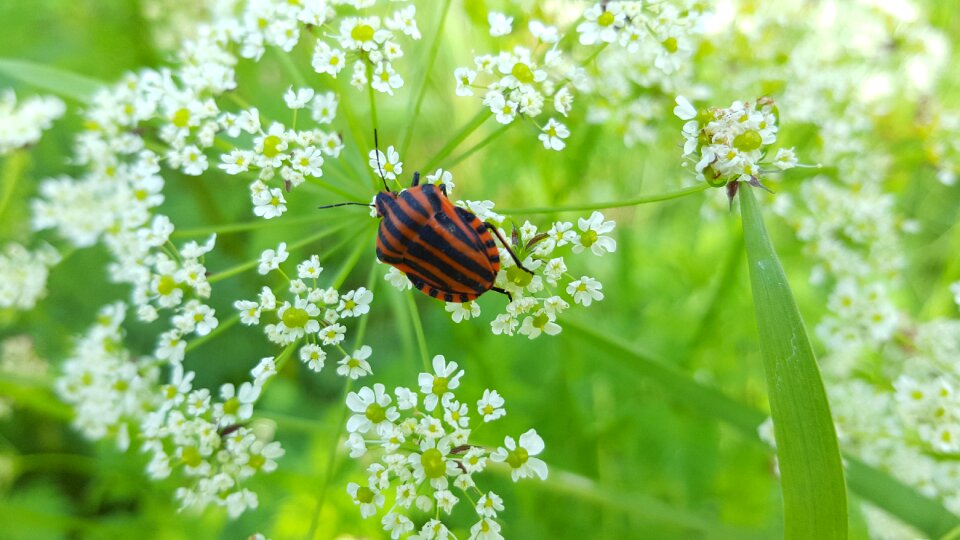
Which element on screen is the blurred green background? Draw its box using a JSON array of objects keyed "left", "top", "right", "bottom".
[{"left": 2, "top": 1, "right": 960, "bottom": 539}]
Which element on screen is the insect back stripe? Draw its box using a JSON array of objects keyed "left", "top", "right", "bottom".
[
  {"left": 403, "top": 245, "right": 486, "bottom": 293},
  {"left": 398, "top": 188, "right": 433, "bottom": 219},
  {"left": 433, "top": 207, "right": 488, "bottom": 256},
  {"left": 414, "top": 222, "right": 494, "bottom": 285},
  {"left": 400, "top": 256, "right": 476, "bottom": 294}
]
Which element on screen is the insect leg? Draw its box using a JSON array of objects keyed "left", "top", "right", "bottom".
[
  {"left": 484, "top": 221, "right": 534, "bottom": 275},
  {"left": 490, "top": 286, "right": 513, "bottom": 302},
  {"left": 411, "top": 171, "right": 421, "bottom": 186}
]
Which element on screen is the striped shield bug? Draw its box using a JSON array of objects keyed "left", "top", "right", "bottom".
[{"left": 319, "top": 132, "right": 533, "bottom": 303}]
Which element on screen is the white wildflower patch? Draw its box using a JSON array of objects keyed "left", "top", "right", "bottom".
[
  {"left": 236, "top": 252, "right": 374, "bottom": 378},
  {"left": 344, "top": 355, "right": 546, "bottom": 536},
  {"left": 0, "top": 90, "right": 65, "bottom": 154}
]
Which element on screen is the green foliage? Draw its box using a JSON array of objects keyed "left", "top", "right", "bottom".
[{"left": 740, "top": 186, "right": 847, "bottom": 539}]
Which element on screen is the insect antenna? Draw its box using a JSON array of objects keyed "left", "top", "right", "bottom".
[
  {"left": 317, "top": 201, "right": 375, "bottom": 209},
  {"left": 373, "top": 129, "right": 390, "bottom": 192}
]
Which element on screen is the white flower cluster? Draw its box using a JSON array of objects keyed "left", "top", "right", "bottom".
[
  {"left": 674, "top": 95, "right": 797, "bottom": 189},
  {"left": 893, "top": 321, "right": 960, "bottom": 454},
  {"left": 0, "top": 90, "right": 65, "bottom": 155},
  {"left": 577, "top": 1, "right": 703, "bottom": 75},
  {"left": 142, "top": 356, "right": 284, "bottom": 518},
  {"left": 57, "top": 304, "right": 162, "bottom": 447},
  {"left": 56, "top": 303, "right": 285, "bottom": 518},
  {"left": 0, "top": 242, "right": 61, "bottom": 310},
  {"left": 311, "top": 3, "right": 421, "bottom": 95},
  {"left": 0, "top": 336, "right": 48, "bottom": 419},
  {"left": 235, "top": 245, "right": 374, "bottom": 379},
  {"left": 344, "top": 355, "right": 547, "bottom": 539},
  {"left": 576, "top": 1, "right": 706, "bottom": 148},
  {"left": 925, "top": 110, "right": 960, "bottom": 187},
  {"left": 453, "top": 18, "right": 577, "bottom": 150},
  {"left": 218, "top": 99, "right": 344, "bottom": 219}
]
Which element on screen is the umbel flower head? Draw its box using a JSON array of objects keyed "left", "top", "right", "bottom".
[
  {"left": 674, "top": 95, "right": 798, "bottom": 195},
  {"left": 344, "top": 354, "right": 547, "bottom": 539}
]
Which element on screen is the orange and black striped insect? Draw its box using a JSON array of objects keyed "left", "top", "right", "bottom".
[{"left": 319, "top": 132, "right": 532, "bottom": 303}]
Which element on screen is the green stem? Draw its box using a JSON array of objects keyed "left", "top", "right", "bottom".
[
  {"left": 498, "top": 183, "right": 710, "bottom": 215},
  {"left": 0, "top": 150, "right": 28, "bottom": 224},
  {"left": 184, "top": 314, "right": 240, "bottom": 354},
  {"left": 172, "top": 213, "right": 337, "bottom": 238},
  {"left": 275, "top": 46, "right": 308, "bottom": 87},
  {"left": 399, "top": 0, "right": 454, "bottom": 157},
  {"left": 405, "top": 293, "right": 431, "bottom": 372},
  {"left": 304, "top": 378, "right": 354, "bottom": 540},
  {"left": 423, "top": 110, "right": 491, "bottom": 171},
  {"left": 330, "top": 225, "right": 376, "bottom": 289},
  {"left": 206, "top": 219, "right": 360, "bottom": 283}
]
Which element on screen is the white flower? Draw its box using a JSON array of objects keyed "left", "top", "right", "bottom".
[
  {"left": 337, "top": 346, "right": 373, "bottom": 379},
  {"left": 529, "top": 20, "right": 559, "bottom": 43},
  {"left": 312, "top": 41, "right": 346, "bottom": 76},
  {"left": 299, "top": 344, "right": 326, "bottom": 372},
  {"left": 538, "top": 118, "right": 569, "bottom": 151},
  {"left": 347, "top": 482, "right": 384, "bottom": 518},
  {"left": 567, "top": 276, "right": 604, "bottom": 306},
  {"left": 475, "top": 491, "right": 504, "bottom": 518},
  {"left": 320, "top": 323, "right": 346, "bottom": 345},
  {"left": 257, "top": 242, "right": 289, "bottom": 274},
  {"left": 418, "top": 355, "right": 465, "bottom": 411},
  {"left": 577, "top": 4, "right": 625, "bottom": 45},
  {"left": 369, "top": 145, "right": 403, "bottom": 180},
  {"left": 674, "top": 95, "right": 697, "bottom": 120},
  {"left": 310, "top": 92, "right": 338, "bottom": 124},
  {"left": 477, "top": 389, "right": 506, "bottom": 422},
  {"left": 283, "top": 86, "right": 315, "bottom": 109},
  {"left": 445, "top": 301, "right": 480, "bottom": 323},
  {"left": 491, "top": 429, "right": 548, "bottom": 481},
  {"left": 488, "top": 12, "right": 513, "bottom": 37},
  {"left": 347, "top": 383, "right": 399, "bottom": 434},
  {"left": 573, "top": 211, "right": 617, "bottom": 255},
  {"left": 339, "top": 287, "right": 373, "bottom": 317},
  {"left": 253, "top": 187, "right": 286, "bottom": 219},
  {"left": 385, "top": 266, "right": 413, "bottom": 291},
  {"left": 372, "top": 62, "right": 404, "bottom": 95},
  {"left": 454, "top": 67, "right": 477, "bottom": 97}
]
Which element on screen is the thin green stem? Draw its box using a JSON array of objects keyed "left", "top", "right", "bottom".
[
  {"left": 275, "top": 46, "right": 308, "bottom": 87},
  {"left": 331, "top": 76, "right": 378, "bottom": 190},
  {"left": 352, "top": 259, "right": 381, "bottom": 346},
  {"left": 331, "top": 225, "right": 377, "bottom": 289},
  {"left": 498, "top": 183, "right": 710, "bottom": 215},
  {"left": 184, "top": 314, "right": 240, "bottom": 354},
  {"left": 0, "top": 150, "right": 27, "bottom": 223},
  {"left": 405, "top": 293, "right": 431, "bottom": 371},
  {"left": 304, "top": 378, "right": 354, "bottom": 540},
  {"left": 172, "top": 213, "right": 337, "bottom": 238},
  {"left": 207, "top": 219, "right": 360, "bottom": 283},
  {"left": 423, "top": 110, "right": 491, "bottom": 171},
  {"left": 399, "top": 0, "right": 453, "bottom": 157},
  {"left": 443, "top": 122, "right": 511, "bottom": 169}
]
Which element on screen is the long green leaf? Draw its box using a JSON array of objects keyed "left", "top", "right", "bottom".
[
  {"left": 0, "top": 58, "right": 104, "bottom": 101},
  {"left": 565, "top": 320, "right": 960, "bottom": 538},
  {"left": 740, "top": 185, "right": 846, "bottom": 538}
]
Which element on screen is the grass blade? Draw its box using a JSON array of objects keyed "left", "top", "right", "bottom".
[
  {"left": 740, "top": 185, "right": 847, "bottom": 539},
  {"left": 565, "top": 320, "right": 960, "bottom": 538},
  {"left": 0, "top": 58, "right": 104, "bottom": 101}
]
